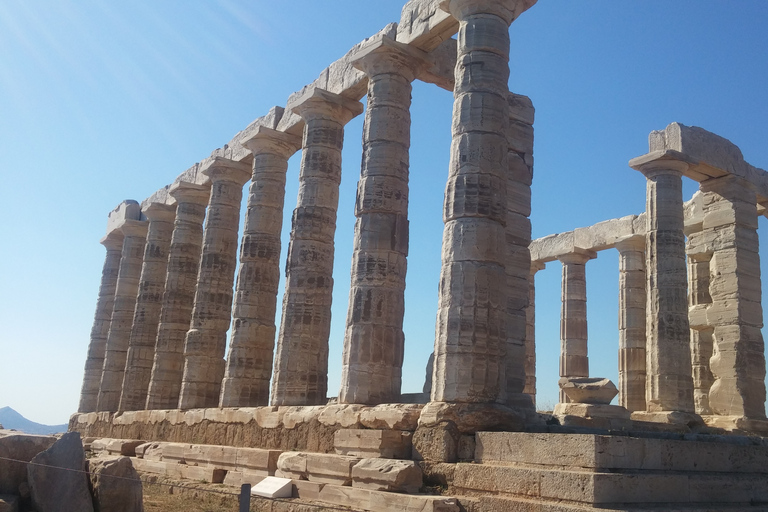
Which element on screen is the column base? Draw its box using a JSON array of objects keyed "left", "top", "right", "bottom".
[
  {"left": 553, "top": 402, "right": 632, "bottom": 431},
  {"left": 630, "top": 410, "right": 704, "bottom": 428}
]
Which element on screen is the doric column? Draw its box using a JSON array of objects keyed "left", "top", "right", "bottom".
[
  {"left": 687, "top": 251, "right": 714, "bottom": 415},
  {"left": 271, "top": 88, "right": 363, "bottom": 406},
  {"left": 96, "top": 219, "right": 149, "bottom": 412},
  {"left": 432, "top": 0, "right": 531, "bottom": 404},
  {"left": 339, "top": 36, "right": 428, "bottom": 405},
  {"left": 631, "top": 153, "right": 696, "bottom": 416},
  {"left": 78, "top": 230, "right": 125, "bottom": 412},
  {"left": 699, "top": 176, "right": 766, "bottom": 419},
  {"left": 118, "top": 203, "right": 176, "bottom": 411},
  {"left": 557, "top": 251, "right": 595, "bottom": 403},
  {"left": 178, "top": 158, "right": 251, "bottom": 410},
  {"left": 145, "top": 182, "right": 210, "bottom": 410},
  {"left": 615, "top": 236, "right": 646, "bottom": 412},
  {"left": 523, "top": 261, "right": 545, "bottom": 403},
  {"left": 219, "top": 127, "right": 301, "bottom": 407}
]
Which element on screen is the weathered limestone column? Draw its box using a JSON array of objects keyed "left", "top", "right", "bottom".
[
  {"left": 339, "top": 36, "right": 428, "bottom": 405},
  {"left": 615, "top": 236, "right": 646, "bottom": 412},
  {"left": 178, "top": 158, "right": 251, "bottom": 410},
  {"left": 145, "top": 182, "right": 210, "bottom": 410},
  {"left": 631, "top": 153, "right": 696, "bottom": 417},
  {"left": 118, "top": 203, "right": 176, "bottom": 411},
  {"left": 523, "top": 262, "right": 545, "bottom": 402},
  {"left": 96, "top": 219, "right": 149, "bottom": 412},
  {"left": 432, "top": 0, "right": 532, "bottom": 405},
  {"left": 271, "top": 88, "right": 363, "bottom": 406},
  {"left": 687, "top": 251, "right": 714, "bottom": 415},
  {"left": 219, "top": 127, "right": 302, "bottom": 407},
  {"left": 78, "top": 230, "right": 125, "bottom": 412},
  {"left": 699, "top": 176, "right": 766, "bottom": 419},
  {"left": 557, "top": 251, "right": 595, "bottom": 403}
]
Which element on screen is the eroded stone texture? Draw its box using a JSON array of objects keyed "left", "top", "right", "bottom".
[
  {"left": 271, "top": 88, "right": 363, "bottom": 406},
  {"left": 97, "top": 220, "right": 149, "bottom": 412},
  {"left": 179, "top": 158, "right": 252, "bottom": 410},
  {"left": 119, "top": 203, "right": 177, "bottom": 412},
  {"left": 145, "top": 182, "right": 210, "bottom": 410},
  {"left": 523, "top": 262, "right": 544, "bottom": 403},
  {"left": 557, "top": 251, "right": 594, "bottom": 403},
  {"left": 699, "top": 176, "right": 766, "bottom": 419},
  {"left": 219, "top": 127, "right": 302, "bottom": 407},
  {"left": 686, "top": 247, "right": 714, "bottom": 415},
  {"left": 79, "top": 231, "right": 125, "bottom": 413},
  {"left": 339, "top": 36, "right": 428, "bottom": 406},
  {"left": 615, "top": 236, "right": 646, "bottom": 412}
]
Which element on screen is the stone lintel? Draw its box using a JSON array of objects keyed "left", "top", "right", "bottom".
[
  {"left": 199, "top": 157, "right": 252, "bottom": 185},
  {"left": 168, "top": 181, "right": 211, "bottom": 205},
  {"left": 140, "top": 202, "right": 176, "bottom": 222},
  {"left": 290, "top": 87, "right": 364, "bottom": 125},
  {"left": 350, "top": 34, "right": 430, "bottom": 80},
  {"left": 440, "top": 0, "right": 538, "bottom": 25},
  {"left": 629, "top": 149, "right": 696, "bottom": 179},
  {"left": 241, "top": 126, "right": 302, "bottom": 160}
]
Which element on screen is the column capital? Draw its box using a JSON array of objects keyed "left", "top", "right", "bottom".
[
  {"left": 119, "top": 219, "right": 148, "bottom": 238},
  {"left": 200, "top": 157, "right": 252, "bottom": 186},
  {"left": 141, "top": 202, "right": 176, "bottom": 223},
  {"left": 614, "top": 235, "right": 645, "bottom": 253},
  {"left": 531, "top": 260, "right": 546, "bottom": 274},
  {"left": 241, "top": 126, "right": 302, "bottom": 160},
  {"left": 629, "top": 149, "right": 694, "bottom": 179},
  {"left": 291, "top": 87, "right": 363, "bottom": 125},
  {"left": 169, "top": 181, "right": 211, "bottom": 205},
  {"left": 557, "top": 249, "right": 596, "bottom": 265},
  {"left": 350, "top": 35, "right": 430, "bottom": 81},
  {"left": 440, "top": 0, "right": 536, "bottom": 25},
  {"left": 100, "top": 230, "right": 125, "bottom": 251}
]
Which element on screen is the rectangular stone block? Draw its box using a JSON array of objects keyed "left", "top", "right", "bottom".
[
  {"left": 179, "top": 465, "right": 226, "bottom": 484},
  {"left": 292, "top": 479, "right": 325, "bottom": 500},
  {"left": 352, "top": 458, "right": 422, "bottom": 493},
  {"left": 334, "top": 429, "right": 412, "bottom": 459},
  {"left": 306, "top": 453, "right": 362, "bottom": 486}
]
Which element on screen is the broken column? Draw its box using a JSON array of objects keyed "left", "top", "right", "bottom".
[
  {"left": 145, "top": 181, "right": 210, "bottom": 410},
  {"left": 557, "top": 251, "right": 595, "bottom": 403},
  {"left": 219, "top": 127, "right": 302, "bottom": 407},
  {"left": 96, "top": 219, "right": 149, "bottom": 412},
  {"left": 178, "top": 158, "right": 251, "bottom": 410},
  {"left": 338, "top": 36, "right": 428, "bottom": 405},
  {"left": 271, "top": 88, "right": 363, "bottom": 406},
  {"left": 615, "top": 236, "right": 646, "bottom": 412},
  {"left": 118, "top": 202, "right": 176, "bottom": 412},
  {"left": 630, "top": 151, "right": 696, "bottom": 418},
  {"left": 78, "top": 230, "right": 125, "bottom": 413}
]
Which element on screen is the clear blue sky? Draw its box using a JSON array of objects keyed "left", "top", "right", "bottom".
[{"left": 1, "top": 1, "right": 766, "bottom": 424}]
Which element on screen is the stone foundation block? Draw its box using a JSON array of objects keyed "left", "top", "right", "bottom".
[
  {"left": 179, "top": 465, "right": 226, "bottom": 484},
  {"left": 317, "top": 484, "right": 459, "bottom": 512},
  {"left": 306, "top": 453, "right": 362, "bottom": 485},
  {"left": 222, "top": 469, "right": 266, "bottom": 488},
  {"left": 104, "top": 438, "right": 145, "bottom": 456},
  {"left": 334, "top": 429, "right": 412, "bottom": 459},
  {"left": 412, "top": 423, "right": 460, "bottom": 463},
  {"left": 276, "top": 452, "right": 307, "bottom": 480},
  {"left": 352, "top": 458, "right": 422, "bottom": 493},
  {"left": 292, "top": 479, "right": 325, "bottom": 500}
]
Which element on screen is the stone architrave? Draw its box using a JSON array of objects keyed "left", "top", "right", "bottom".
[
  {"left": 339, "top": 36, "right": 428, "bottom": 406},
  {"left": 96, "top": 219, "right": 149, "bottom": 412},
  {"left": 699, "top": 176, "right": 766, "bottom": 419},
  {"left": 557, "top": 251, "right": 595, "bottom": 403},
  {"left": 271, "top": 88, "right": 363, "bottom": 406},
  {"left": 631, "top": 152, "right": 696, "bottom": 416},
  {"left": 178, "top": 158, "right": 252, "bottom": 410},
  {"left": 78, "top": 230, "right": 125, "bottom": 413},
  {"left": 615, "top": 236, "right": 647, "bottom": 412},
  {"left": 523, "top": 262, "right": 545, "bottom": 402},
  {"left": 432, "top": 0, "right": 534, "bottom": 404},
  {"left": 219, "top": 127, "right": 302, "bottom": 408},
  {"left": 119, "top": 202, "right": 176, "bottom": 412},
  {"left": 145, "top": 182, "right": 210, "bottom": 410}
]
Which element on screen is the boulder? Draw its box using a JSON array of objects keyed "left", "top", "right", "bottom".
[
  {"left": 89, "top": 457, "right": 143, "bottom": 512},
  {"left": 27, "top": 432, "right": 94, "bottom": 512},
  {"left": 0, "top": 430, "right": 56, "bottom": 494}
]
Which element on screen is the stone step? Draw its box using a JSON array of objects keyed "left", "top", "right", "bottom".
[
  {"left": 314, "top": 484, "right": 459, "bottom": 512},
  {"left": 135, "top": 440, "right": 280, "bottom": 475},
  {"left": 334, "top": 428, "right": 412, "bottom": 459},
  {"left": 277, "top": 451, "right": 361, "bottom": 486},
  {"left": 476, "top": 432, "right": 768, "bottom": 473}
]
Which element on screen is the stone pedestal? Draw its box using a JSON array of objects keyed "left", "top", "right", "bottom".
[
  {"left": 615, "top": 236, "right": 646, "bottom": 412},
  {"left": 219, "top": 127, "right": 302, "bottom": 407},
  {"left": 557, "top": 251, "right": 595, "bottom": 403},
  {"left": 78, "top": 231, "right": 125, "bottom": 413},
  {"left": 178, "top": 158, "right": 251, "bottom": 410},
  {"left": 145, "top": 182, "right": 210, "bottom": 410},
  {"left": 97, "top": 219, "right": 149, "bottom": 412},
  {"left": 271, "top": 88, "right": 363, "bottom": 406},
  {"left": 118, "top": 203, "right": 176, "bottom": 412},
  {"left": 339, "top": 36, "right": 428, "bottom": 405}
]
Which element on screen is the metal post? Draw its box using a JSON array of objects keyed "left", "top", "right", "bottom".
[{"left": 239, "top": 483, "right": 251, "bottom": 512}]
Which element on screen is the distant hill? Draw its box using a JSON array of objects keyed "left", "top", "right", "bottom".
[{"left": 0, "top": 407, "right": 68, "bottom": 435}]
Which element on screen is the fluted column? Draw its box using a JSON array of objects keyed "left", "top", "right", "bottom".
[
  {"left": 178, "top": 158, "right": 251, "bottom": 410},
  {"left": 145, "top": 182, "right": 210, "bottom": 410},
  {"left": 118, "top": 203, "right": 176, "bottom": 411},
  {"left": 523, "top": 262, "right": 545, "bottom": 403},
  {"left": 339, "top": 36, "right": 428, "bottom": 405},
  {"left": 271, "top": 88, "right": 363, "bottom": 406},
  {"left": 78, "top": 230, "right": 125, "bottom": 412},
  {"left": 96, "top": 219, "right": 149, "bottom": 412},
  {"left": 432, "top": 0, "right": 532, "bottom": 404},
  {"left": 616, "top": 236, "right": 646, "bottom": 412},
  {"left": 219, "top": 127, "right": 301, "bottom": 407},
  {"left": 632, "top": 154, "right": 696, "bottom": 415},
  {"left": 687, "top": 251, "right": 714, "bottom": 415},
  {"left": 557, "top": 251, "right": 595, "bottom": 403}
]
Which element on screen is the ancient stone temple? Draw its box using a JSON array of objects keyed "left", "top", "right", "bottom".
[{"left": 71, "top": 0, "right": 768, "bottom": 509}]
